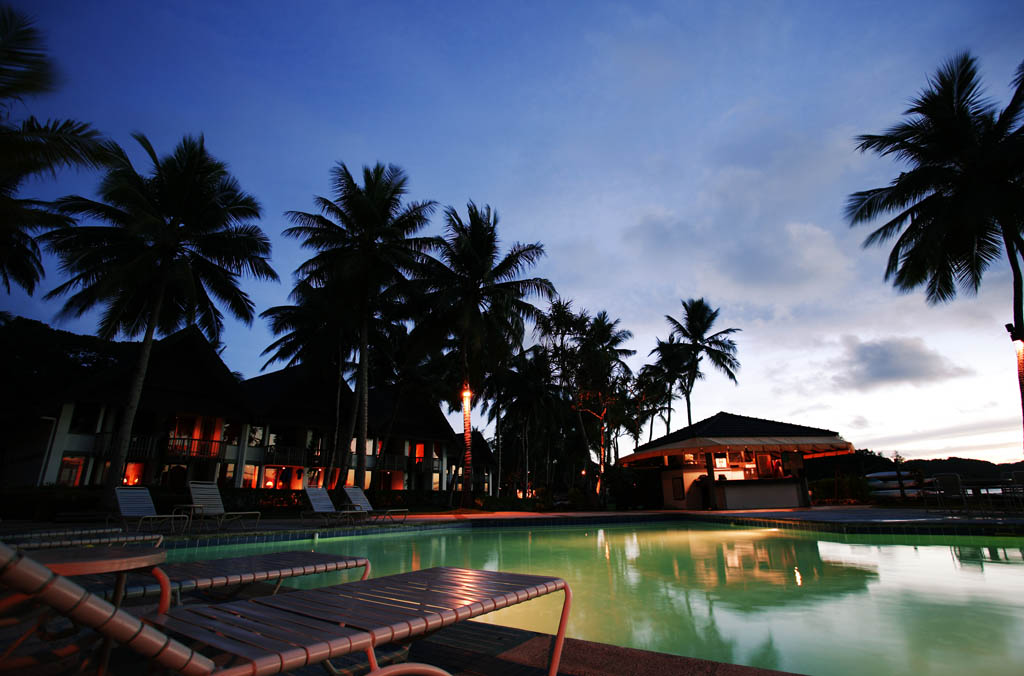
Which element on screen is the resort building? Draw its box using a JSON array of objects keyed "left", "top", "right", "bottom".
[
  {"left": 2, "top": 317, "right": 477, "bottom": 494},
  {"left": 618, "top": 411, "right": 854, "bottom": 509}
]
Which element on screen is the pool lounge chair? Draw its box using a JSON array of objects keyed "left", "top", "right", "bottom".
[
  {"left": 342, "top": 485, "right": 408, "bottom": 523},
  {"left": 0, "top": 541, "right": 571, "bottom": 676},
  {"left": 14, "top": 532, "right": 164, "bottom": 550},
  {"left": 76, "top": 551, "right": 370, "bottom": 606},
  {"left": 114, "top": 487, "right": 190, "bottom": 533},
  {"left": 187, "top": 481, "right": 261, "bottom": 531},
  {"left": 1, "top": 526, "right": 123, "bottom": 543},
  {"left": 302, "top": 486, "right": 363, "bottom": 526}
]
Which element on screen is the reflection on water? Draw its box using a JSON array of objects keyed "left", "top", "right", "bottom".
[
  {"left": 174, "top": 524, "right": 1024, "bottom": 676},
  {"left": 951, "top": 545, "right": 1024, "bottom": 569}
]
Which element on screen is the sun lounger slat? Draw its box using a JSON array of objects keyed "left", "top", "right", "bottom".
[{"left": 76, "top": 552, "right": 368, "bottom": 602}]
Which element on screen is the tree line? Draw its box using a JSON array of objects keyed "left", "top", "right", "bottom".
[{"left": 0, "top": 6, "right": 741, "bottom": 502}]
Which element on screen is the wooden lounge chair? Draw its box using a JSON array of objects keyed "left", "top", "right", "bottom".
[
  {"left": 342, "top": 485, "right": 408, "bottom": 523},
  {"left": 187, "top": 482, "right": 261, "bottom": 531},
  {"left": 302, "top": 486, "right": 363, "bottom": 526},
  {"left": 0, "top": 541, "right": 571, "bottom": 676},
  {"left": 75, "top": 551, "right": 370, "bottom": 606}
]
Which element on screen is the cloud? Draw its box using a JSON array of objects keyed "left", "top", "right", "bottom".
[
  {"left": 829, "top": 335, "right": 973, "bottom": 391},
  {"left": 859, "top": 416, "right": 1019, "bottom": 447},
  {"left": 849, "top": 415, "right": 869, "bottom": 429}
]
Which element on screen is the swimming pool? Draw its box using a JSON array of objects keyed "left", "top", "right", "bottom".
[{"left": 171, "top": 523, "right": 1024, "bottom": 675}]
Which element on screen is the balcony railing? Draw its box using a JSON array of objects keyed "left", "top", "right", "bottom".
[
  {"left": 93, "top": 434, "right": 226, "bottom": 461},
  {"left": 263, "top": 445, "right": 316, "bottom": 467}
]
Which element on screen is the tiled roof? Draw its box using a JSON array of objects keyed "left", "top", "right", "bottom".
[{"left": 635, "top": 411, "right": 841, "bottom": 452}]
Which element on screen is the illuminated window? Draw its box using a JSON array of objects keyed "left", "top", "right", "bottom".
[
  {"left": 714, "top": 453, "right": 728, "bottom": 469},
  {"left": 57, "top": 456, "right": 86, "bottom": 486},
  {"left": 122, "top": 462, "right": 144, "bottom": 486}
]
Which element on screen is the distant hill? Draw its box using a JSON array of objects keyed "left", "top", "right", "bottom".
[{"left": 805, "top": 449, "right": 1024, "bottom": 481}]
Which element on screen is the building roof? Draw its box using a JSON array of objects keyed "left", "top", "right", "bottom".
[
  {"left": 1, "top": 316, "right": 247, "bottom": 419},
  {"left": 619, "top": 411, "right": 854, "bottom": 468},
  {"left": 241, "top": 365, "right": 456, "bottom": 443}
]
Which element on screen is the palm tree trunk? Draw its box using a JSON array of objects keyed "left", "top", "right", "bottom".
[
  {"left": 336, "top": 370, "right": 359, "bottom": 488},
  {"left": 684, "top": 390, "right": 693, "bottom": 427},
  {"left": 355, "top": 314, "right": 369, "bottom": 489},
  {"left": 1002, "top": 229, "right": 1024, "bottom": 455},
  {"left": 106, "top": 280, "right": 166, "bottom": 494},
  {"left": 326, "top": 345, "right": 345, "bottom": 487},
  {"left": 495, "top": 400, "right": 502, "bottom": 497}
]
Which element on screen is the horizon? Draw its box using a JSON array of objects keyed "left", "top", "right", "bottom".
[{"left": 3, "top": 1, "right": 1024, "bottom": 463}]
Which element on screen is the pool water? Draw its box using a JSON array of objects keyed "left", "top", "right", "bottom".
[{"left": 172, "top": 524, "right": 1024, "bottom": 675}]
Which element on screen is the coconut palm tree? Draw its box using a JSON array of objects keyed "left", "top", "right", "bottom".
[
  {"left": 649, "top": 334, "right": 690, "bottom": 435},
  {"left": 284, "top": 162, "right": 435, "bottom": 488},
  {"left": 846, "top": 52, "right": 1024, "bottom": 452},
  {"left": 260, "top": 279, "right": 360, "bottom": 484},
  {"left": 666, "top": 298, "right": 740, "bottom": 427},
  {"left": 572, "top": 310, "right": 635, "bottom": 499},
  {"left": 42, "top": 133, "right": 277, "bottom": 489},
  {"left": 417, "top": 202, "right": 554, "bottom": 501},
  {"left": 0, "top": 6, "right": 108, "bottom": 294}
]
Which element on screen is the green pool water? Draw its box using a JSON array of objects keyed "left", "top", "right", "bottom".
[{"left": 171, "top": 524, "right": 1024, "bottom": 675}]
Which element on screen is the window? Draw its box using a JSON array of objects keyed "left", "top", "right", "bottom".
[
  {"left": 714, "top": 453, "right": 728, "bottom": 469},
  {"left": 57, "top": 456, "right": 86, "bottom": 486}
]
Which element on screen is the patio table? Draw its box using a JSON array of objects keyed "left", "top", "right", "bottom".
[{"left": 33, "top": 545, "right": 169, "bottom": 675}]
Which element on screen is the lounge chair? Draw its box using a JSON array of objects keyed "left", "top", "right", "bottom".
[
  {"left": 187, "top": 481, "right": 261, "bottom": 531},
  {"left": 75, "top": 550, "right": 370, "bottom": 606},
  {"left": 1, "top": 526, "right": 123, "bottom": 543},
  {"left": 342, "top": 485, "right": 409, "bottom": 523},
  {"left": 302, "top": 486, "right": 363, "bottom": 526},
  {"left": 113, "top": 487, "right": 190, "bottom": 533},
  {"left": 15, "top": 532, "right": 164, "bottom": 550},
  {"left": 0, "top": 541, "right": 571, "bottom": 676}
]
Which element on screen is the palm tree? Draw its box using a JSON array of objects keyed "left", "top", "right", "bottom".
[
  {"left": 42, "top": 133, "right": 278, "bottom": 489},
  {"left": 0, "top": 6, "right": 108, "bottom": 294},
  {"left": 260, "top": 279, "right": 359, "bottom": 484},
  {"left": 572, "top": 310, "right": 634, "bottom": 499},
  {"left": 418, "top": 202, "right": 554, "bottom": 502},
  {"left": 846, "top": 52, "right": 1024, "bottom": 452},
  {"left": 666, "top": 298, "right": 740, "bottom": 427},
  {"left": 649, "top": 334, "right": 689, "bottom": 435},
  {"left": 284, "top": 162, "right": 435, "bottom": 488}
]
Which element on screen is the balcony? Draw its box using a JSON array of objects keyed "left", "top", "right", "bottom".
[
  {"left": 262, "top": 445, "right": 316, "bottom": 467},
  {"left": 93, "top": 434, "right": 226, "bottom": 461}
]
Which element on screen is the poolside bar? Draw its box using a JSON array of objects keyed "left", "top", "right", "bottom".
[{"left": 619, "top": 412, "right": 855, "bottom": 510}]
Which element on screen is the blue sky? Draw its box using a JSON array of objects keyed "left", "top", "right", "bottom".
[{"left": 5, "top": 1, "right": 1024, "bottom": 462}]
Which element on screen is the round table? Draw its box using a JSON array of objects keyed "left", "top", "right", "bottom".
[
  {"left": 33, "top": 545, "right": 166, "bottom": 575},
  {"left": 33, "top": 545, "right": 169, "bottom": 675}
]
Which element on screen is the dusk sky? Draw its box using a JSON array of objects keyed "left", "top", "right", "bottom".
[{"left": 4, "top": 1, "right": 1024, "bottom": 462}]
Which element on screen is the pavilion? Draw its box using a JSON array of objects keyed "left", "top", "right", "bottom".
[{"left": 618, "top": 411, "right": 855, "bottom": 509}]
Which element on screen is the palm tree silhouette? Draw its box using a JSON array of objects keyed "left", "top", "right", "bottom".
[
  {"left": 846, "top": 52, "right": 1024, "bottom": 452},
  {"left": 417, "top": 202, "right": 553, "bottom": 502},
  {"left": 260, "top": 279, "right": 360, "bottom": 484},
  {"left": 666, "top": 298, "right": 740, "bottom": 427},
  {"left": 43, "top": 134, "right": 277, "bottom": 489},
  {"left": 0, "top": 6, "right": 108, "bottom": 294},
  {"left": 285, "top": 163, "right": 435, "bottom": 487}
]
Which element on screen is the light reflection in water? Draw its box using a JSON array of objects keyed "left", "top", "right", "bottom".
[{"left": 172, "top": 524, "right": 1024, "bottom": 676}]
